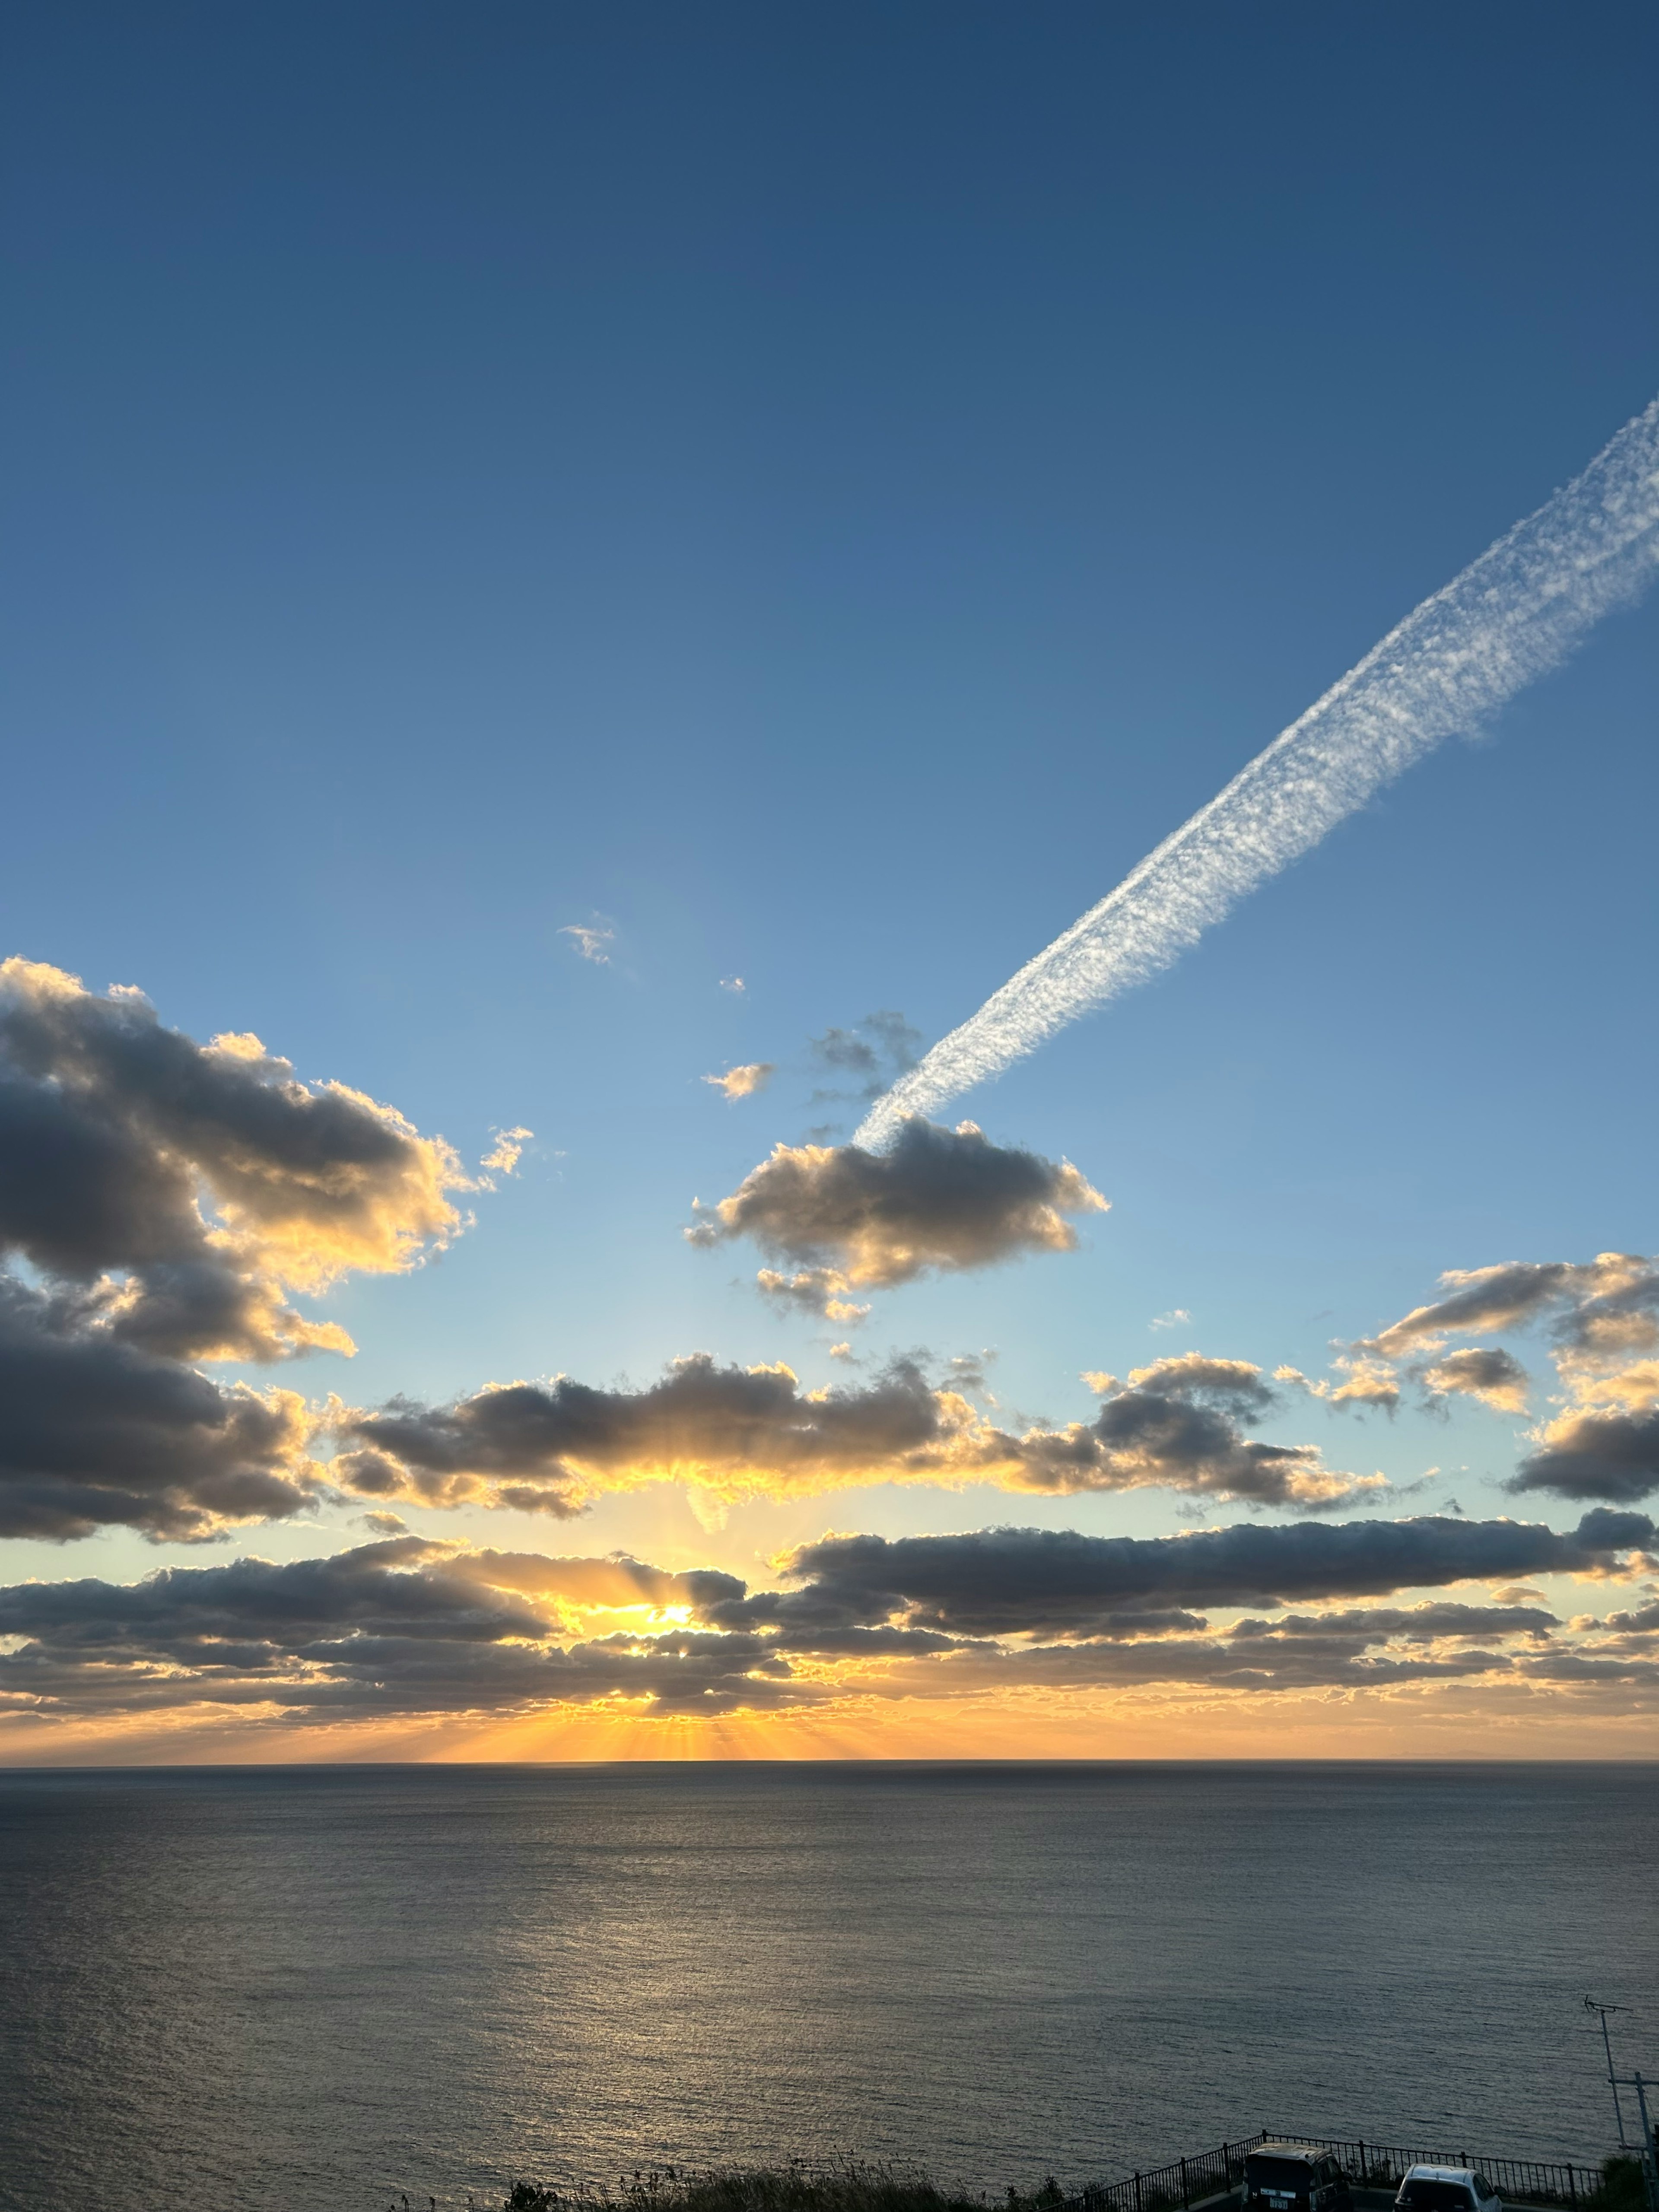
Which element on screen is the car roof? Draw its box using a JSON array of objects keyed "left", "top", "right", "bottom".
[
  {"left": 1250, "top": 2148, "right": 1323, "bottom": 2165},
  {"left": 1403, "top": 2168, "right": 1479, "bottom": 2185}
]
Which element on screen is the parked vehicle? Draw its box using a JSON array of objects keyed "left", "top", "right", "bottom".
[
  {"left": 1243, "top": 2145, "right": 1354, "bottom": 2212},
  {"left": 1394, "top": 2167, "right": 1503, "bottom": 2212}
]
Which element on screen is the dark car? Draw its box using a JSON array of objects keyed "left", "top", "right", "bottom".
[{"left": 1243, "top": 2147, "right": 1353, "bottom": 2212}]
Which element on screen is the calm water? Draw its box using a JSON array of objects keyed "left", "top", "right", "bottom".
[{"left": 0, "top": 1763, "right": 1650, "bottom": 2212}]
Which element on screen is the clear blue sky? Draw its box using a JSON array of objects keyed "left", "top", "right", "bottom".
[{"left": 3, "top": 3, "right": 1657, "bottom": 1679}]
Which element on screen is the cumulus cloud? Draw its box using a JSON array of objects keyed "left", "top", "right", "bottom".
[
  {"left": 0, "top": 959, "right": 482, "bottom": 1539},
  {"left": 687, "top": 1117, "right": 1107, "bottom": 1291},
  {"left": 703, "top": 1063, "right": 774, "bottom": 1101},
  {"left": 1009, "top": 1356, "right": 1376, "bottom": 1510},
  {"left": 1509, "top": 1408, "right": 1659, "bottom": 1505},
  {"left": 331, "top": 1348, "right": 1368, "bottom": 1515},
  {"left": 1421, "top": 1346, "right": 1530, "bottom": 1413},
  {"left": 1354, "top": 1252, "right": 1659, "bottom": 1495},
  {"left": 5, "top": 1511, "right": 1653, "bottom": 1729}
]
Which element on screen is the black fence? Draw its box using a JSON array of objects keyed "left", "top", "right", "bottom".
[{"left": 1067, "top": 2130, "right": 1606, "bottom": 2212}]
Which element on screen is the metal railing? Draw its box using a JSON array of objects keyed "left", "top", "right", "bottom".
[{"left": 1065, "top": 2131, "right": 1606, "bottom": 2212}]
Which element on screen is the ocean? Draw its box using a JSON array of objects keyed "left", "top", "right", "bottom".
[{"left": 0, "top": 1763, "right": 1650, "bottom": 2212}]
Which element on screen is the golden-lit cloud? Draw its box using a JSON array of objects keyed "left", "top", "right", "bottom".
[
  {"left": 331, "top": 1347, "right": 1376, "bottom": 1515},
  {"left": 0, "top": 959, "right": 494, "bottom": 1540},
  {"left": 703, "top": 1063, "right": 774, "bottom": 1100},
  {"left": 1, "top": 1510, "right": 1651, "bottom": 1746},
  {"left": 1420, "top": 1346, "right": 1530, "bottom": 1413},
  {"left": 687, "top": 1116, "right": 1107, "bottom": 1289}
]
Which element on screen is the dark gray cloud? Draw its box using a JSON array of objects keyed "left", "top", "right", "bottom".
[
  {"left": 753, "top": 1511, "right": 1654, "bottom": 1637},
  {"left": 687, "top": 1116, "right": 1106, "bottom": 1290},
  {"left": 1508, "top": 1408, "right": 1659, "bottom": 1503},
  {"left": 0, "top": 1274, "right": 315, "bottom": 1541},
  {"left": 1000, "top": 1355, "right": 1368, "bottom": 1510},
  {"left": 808, "top": 1011, "right": 922, "bottom": 1103},
  {"left": 0, "top": 959, "right": 482, "bottom": 1539}
]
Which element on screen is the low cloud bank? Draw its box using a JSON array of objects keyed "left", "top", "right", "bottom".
[{"left": 2, "top": 1508, "right": 1651, "bottom": 1727}]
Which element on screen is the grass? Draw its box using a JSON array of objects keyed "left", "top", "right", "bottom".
[{"left": 496, "top": 2161, "right": 1069, "bottom": 2212}]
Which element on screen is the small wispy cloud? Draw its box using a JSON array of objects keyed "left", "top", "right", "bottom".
[
  {"left": 1150, "top": 1308, "right": 1191, "bottom": 1332},
  {"left": 480, "top": 1125, "right": 534, "bottom": 1176},
  {"left": 719, "top": 976, "right": 746, "bottom": 994},
  {"left": 559, "top": 921, "right": 616, "bottom": 965},
  {"left": 703, "top": 1063, "right": 774, "bottom": 1101}
]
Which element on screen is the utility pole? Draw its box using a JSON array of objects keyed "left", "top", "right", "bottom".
[
  {"left": 1587, "top": 1999, "right": 1631, "bottom": 2147},
  {"left": 1585, "top": 2000, "right": 1657, "bottom": 2212}
]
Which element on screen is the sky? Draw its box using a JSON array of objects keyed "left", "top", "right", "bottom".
[{"left": 2, "top": 0, "right": 1658, "bottom": 1760}]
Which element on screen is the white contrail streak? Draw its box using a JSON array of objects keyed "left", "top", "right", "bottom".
[{"left": 856, "top": 394, "right": 1659, "bottom": 1150}]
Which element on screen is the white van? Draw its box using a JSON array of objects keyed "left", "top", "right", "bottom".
[{"left": 1395, "top": 2166, "right": 1503, "bottom": 2212}]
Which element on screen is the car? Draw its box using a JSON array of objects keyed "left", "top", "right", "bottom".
[
  {"left": 1243, "top": 2145, "right": 1354, "bottom": 2212},
  {"left": 1394, "top": 2167, "right": 1503, "bottom": 2212}
]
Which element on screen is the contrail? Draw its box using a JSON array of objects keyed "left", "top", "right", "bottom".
[{"left": 856, "top": 394, "right": 1659, "bottom": 1150}]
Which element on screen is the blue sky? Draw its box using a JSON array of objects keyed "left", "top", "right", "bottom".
[{"left": 2, "top": 3, "right": 1657, "bottom": 1754}]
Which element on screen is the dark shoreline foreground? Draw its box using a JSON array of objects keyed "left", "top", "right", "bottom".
[{"left": 489, "top": 2162, "right": 1649, "bottom": 2212}]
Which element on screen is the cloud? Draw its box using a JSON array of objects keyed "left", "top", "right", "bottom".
[
  {"left": 1150, "top": 1309, "right": 1191, "bottom": 1331},
  {"left": 559, "top": 922, "right": 615, "bottom": 965},
  {"left": 7, "top": 1512, "right": 1654, "bottom": 1728},
  {"left": 332, "top": 1347, "right": 1368, "bottom": 1516},
  {"left": 0, "top": 959, "right": 480, "bottom": 1539},
  {"left": 1509, "top": 1408, "right": 1659, "bottom": 1504},
  {"left": 0, "top": 1274, "right": 318, "bottom": 1541},
  {"left": 703, "top": 1063, "right": 774, "bottom": 1101},
  {"left": 0, "top": 1539, "right": 796, "bottom": 1721},
  {"left": 1276, "top": 1359, "right": 1402, "bottom": 1413},
  {"left": 754, "top": 1510, "right": 1655, "bottom": 1637},
  {"left": 719, "top": 976, "right": 746, "bottom": 995},
  {"left": 808, "top": 1012, "right": 923, "bottom": 1103},
  {"left": 985, "top": 1355, "right": 1376, "bottom": 1511},
  {"left": 1370, "top": 1255, "right": 1659, "bottom": 1362},
  {"left": 0, "top": 957, "right": 470, "bottom": 1363},
  {"left": 1421, "top": 1346, "right": 1530, "bottom": 1413},
  {"left": 687, "top": 1117, "right": 1107, "bottom": 1290},
  {"left": 755, "top": 1269, "right": 871, "bottom": 1324},
  {"left": 330, "top": 1354, "right": 984, "bottom": 1514},
  {"left": 479, "top": 1126, "right": 533, "bottom": 1176}
]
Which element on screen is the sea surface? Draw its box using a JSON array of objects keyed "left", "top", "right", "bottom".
[{"left": 0, "top": 1763, "right": 1650, "bottom": 2212}]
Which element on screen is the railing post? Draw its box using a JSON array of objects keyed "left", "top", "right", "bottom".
[
  {"left": 1359, "top": 2145, "right": 1367, "bottom": 2186},
  {"left": 1568, "top": 2170, "right": 1577, "bottom": 2207},
  {"left": 1182, "top": 2158, "right": 1189, "bottom": 2209},
  {"left": 1135, "top": 2174, "right": 1143, "bottom": 2212}
]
